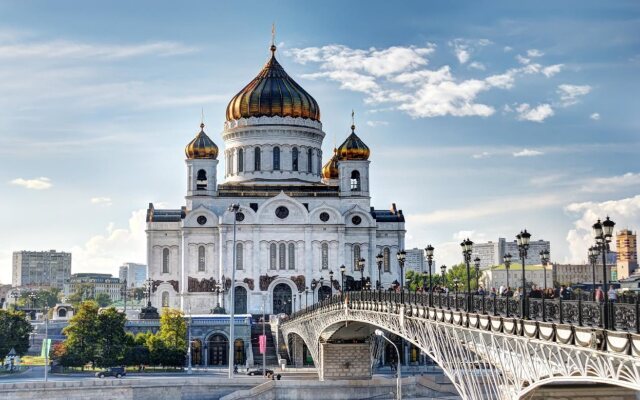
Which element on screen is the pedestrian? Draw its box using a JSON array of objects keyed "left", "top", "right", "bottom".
[
  {"left": 595, "top": 286, "right": 604, "bottom": 302},
  {"left": 608, "top": 287, "right": 618, "bottom": 303}
]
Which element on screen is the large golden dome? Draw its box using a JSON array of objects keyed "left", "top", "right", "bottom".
[
  {"left": 225, "top": 45, "right": 321, "bottom": 122},
  {"left": 337, "top": 124, "right": 370, "bottom": 160},
  {"left": 321, "top": 148, "right": 340, "bottom": 179},
  {"left": 185, "top": 123, "right": 219, "bottom": 159}
]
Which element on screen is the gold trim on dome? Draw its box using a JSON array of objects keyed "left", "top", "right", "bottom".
[
  {"left": 185, "top": 123, "right": 219, "bottom": 159},
  {"left": 225, "top": 45, "right": 321, "bottom": 122},
  {"left": 321, "top": 148, "right": 340, "bottom": 179},
  {"left": 337, "top": 125, "right": 370, "bottom": 161}
]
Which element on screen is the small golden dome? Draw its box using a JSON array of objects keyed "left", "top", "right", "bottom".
[
  {"left": 337, "top": 125, "right": 370, "bottom": 160},
  {"left": 185, "top": 123, "right": 219, "bottom": 159},
  {"left": 321, "top": 148, "right": 340, "bottom": 179},
  {"left": 225, "top": 45, "right": 321, "bottom": 122}
]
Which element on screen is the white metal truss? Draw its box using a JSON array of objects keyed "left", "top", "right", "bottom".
[{"left": 280, "top": 301, "right": 640, "bottom": 400}]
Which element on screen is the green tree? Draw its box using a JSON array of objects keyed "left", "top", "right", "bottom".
[
  {"left": 67, "top": 284, "right": 94, "bottom": 305},
  {"left": 158, "top": 308, "right": 187, "bottom": 351},
  {"left": 95, "top": 307, "right": 127, "bottom": 367},
  {"left": 61, "top": 301, "right": 100, "bottom": 368},
  {"left": 95, "top": 293, "right": 113, "bottom": 307},
  {"left": 0, "top": 309, "right": 33, "bottom": 358}
]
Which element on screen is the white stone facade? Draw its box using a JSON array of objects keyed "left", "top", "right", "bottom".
[{"left": 147, "top": 117, "right": 405, "bottom": 315}]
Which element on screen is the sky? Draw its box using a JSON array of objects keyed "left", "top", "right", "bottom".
[{"left": 0, "top": 0, "right": 639, "bottom": 283}]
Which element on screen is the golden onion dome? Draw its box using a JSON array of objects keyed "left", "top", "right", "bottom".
[
  {"left": 225, "top": 45, "right": 321, "bottom": 122},
  {"left": 321, "top": 148, "right": 340, "bottom": 179},
  {"left": 185, "top": 123, "right": 219, "bottom": 159},
  {"left": 337, "top": 124, "right": 370, "bottom": 160}
]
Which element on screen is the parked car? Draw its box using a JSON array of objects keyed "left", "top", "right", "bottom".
[
  {"left": 95, "top": 366, "right": 126, "bottom": 378},
  {"left": 246, "top": 368, "right": 274, "bottom": 377}
]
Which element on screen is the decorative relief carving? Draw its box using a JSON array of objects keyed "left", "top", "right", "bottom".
[
  {"left": 188, "top": 276, "right": 217, "bottom": 293},
  {"left": 290, "top": 275, "right": 306, "bottom": 292},
  {"left": 243, "top": 278, "right": 255, "bottom": 291},
  {"left": 260, "top": 274, "right": 278, "bottom": 291},
  {"left": 152, "top": 280, "right": 179, "bottom": 293}
]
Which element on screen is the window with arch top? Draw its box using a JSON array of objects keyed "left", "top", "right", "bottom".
[
  {"left": 383, "top": 247, "right": 390, "bottom": 272},
  {"left": 254, "top": 147, "right": 261, "bottom": 171},
  {"left": 307, "top": 148, "right": 313, "bottom": 173},
  {"left": 196, "top": 169, "right": 207, "bottom": 191},
  {"left": 288, "top": 243, "right": 295, "bottom": 270},
  {"left": 321, "top": 243, "right": 329, "bottom": 270},
  {"left": 236, "top": 243, "right": 243, "bottom": 270},
  {"left": 270, "top": 243, "right": 276, "bottom": 270},
  {"left": 353, "top": 245, "right": 361, "bottom": 271},
  {"left": 238, "top": 148, "right": 244, "bottom": 172},
  {"left": 292, "top": 147, "right": 299, "bottom": 171},
  {"left": 350, "top": 170, "right": 361, "bottom": 191},
  {"left": 162, "top": 248, "right": 170, "bottom": 273},
  {"left": 279, "top": 243, "right": 286, "bottom": 269},
  {"left": 161, "top": 291, "right": 169, "bottom": 307},
  {"left": 198, "top": 246, "right": 205, "bottom": 272},
  {"left": 273, "top": 147, "right": 280, "bottom": 170}
]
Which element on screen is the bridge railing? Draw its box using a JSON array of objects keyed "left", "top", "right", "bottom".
[{"left": 289, "top": 290, "right": 639, "bottom": 334}]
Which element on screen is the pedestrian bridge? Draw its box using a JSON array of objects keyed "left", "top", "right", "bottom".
[{"left": 279, "top": 291, "right": 640, "bottom": 400}]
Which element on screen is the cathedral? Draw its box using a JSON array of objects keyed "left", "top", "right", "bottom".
[{"left": 146, "top": 42, "right": 406, "bottom": 315}]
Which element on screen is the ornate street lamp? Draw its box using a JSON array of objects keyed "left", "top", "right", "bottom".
[
  {"left": 588, "top": 246, "right": 599, "bottom": 301},
  {"left": 539, "top": 249, "right": 550, "bottom": 321},
  {"left": 460, "top": 238, "right": 473, "bottom": 311},
  {"left": 474, "top": 257, "right": 481, "bottom": 291},
  {"left": 120, "top": 278, "right": 128, "bottom": 312},
  {"left": 516, "top": 229, "right": 531, "bottom": 319},
  {"left": 227, "top": 203, "right": 241, "bottom": 378},
  {"left": 329, "top": 270, "right": 334, "bottom": 297},
  {"left": 453, "top": 278, "right": 460, "bottom": 310},
  {"left": 440, "top": 264, "right": 447, "bottom": 284},
  {"left": 305, "top": 287, "right": 310, "bottom": 308},
  {"left": 425, "top": 244, "right": 434, "bottom": 306},
  {"left": 593, "top": 216, "right": 615, "bottom": 329},
  {"left": 376, "top": 253, "right": 384, "bottom": 291},
  {"left": 504, "top": 253, "right": 512, "bottom": 292},
  {"left": 397, "top": 250, "right": 407, "bottom": 303},
  {"left": 339, "top": 265, "right": 346, "bottom": 297},
  {"left": 319, "top": 276, "right": 325, "bottom": 301},
  {"left": 358, "top": 258, "right": 366, "bottom": 289}
]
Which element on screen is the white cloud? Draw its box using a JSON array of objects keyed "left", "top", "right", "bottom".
[
  {"left": 542, "top": 64, "right": 563, "bottom": 77},
  {"left": 527, "top": 49, "right": 544, "bottom": 58},
  {"left": 469, "top": 61, "right": 486, "bottom": 71},
  {"left": 449, "top": 38, "right": 491, "bottom": 65},
  {"left": 564, "top": 195, "right": 640, "bottom": 263},
  {"left": 516, "top": 55, "right": 531, "bottom": 65},
  {"left": 366, "top": 120, "right": 388, "bottom": 127},
  {"left": 503, "top": 46, "right": 513, "bottom": 52},
  {"left": 581, "top": 172, "right": 640, "bottom": 193},
  {"left": 557, "top": 84, "right": 591, "bottom": 106},
  {"left": 71, "top": 209, "right": 146, "bottom": 274},
  {"left": 90, "top": 197, "right": 113, "bottom": 206},
  {"left": 0, "top": 40, "right": 196, "bottom": 60},
  {"left": 513, "top": 148, "right": 544, "bottom": 157},
  {"left": 515, "top": 103, "right": 554, "bottom": 122},
  {"left": 590, "top": 112, "right": 600, "bottom": 120},
  {"left": 472, "top": 151, "right": 491, "bottom": 159},
  {"left": 485, "top": 71, "right": 516, "bottom": 89},
  {"left": 9, "top": 177, "right": 52, "bottom": 190}
]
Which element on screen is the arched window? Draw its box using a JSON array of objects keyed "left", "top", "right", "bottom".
[
  {"left": 161, "top": 292, "right": 169, "bottom": 307},
  {"left": 162, "top": 248, "right": 170, "bottom": 273},
  {"left": 383, "top": 247, "right": 391, "bottom": 272},
  {"left": 288, "top": 243, "right": 295, "bottom": 270},
  {"left": 321, "top": 243, "right": 329, "bottom": 270},
  {"left": 226, "top": 152, "right": 230, "bottom": 175},
  {"left": 307, "top": 148, "right": 313, "bottom": 172},
  {"left": 273, "top": 147, "right": 280, "bottom": 170},
  {"left": 270, "top": 243, "right": 277, "bottom": 270},
  {"left": 198, "top": 246, "right": 206, "bottom": 272},
  {"left": 196, "top": 169, "right": 207, "bottom": 191},
  {"left": 236, "top": 243, "right": 243, "bottom": 270},
  {"left": 254, "top": 147, "right": 261, "bottom": 171},
  {"left": 279, "top": 243, "right": 286, "bottom": 270},
  {"left": 350, "top": 170, "right": 361, "bottom": 191},
  {"left": 353, "top": 245, "right": 361, "bottom": 271},
  {"left": 238, "top": 148, "right": 244, "bottom": 172},
  {"left": 292, "top": 147, "right": 299, "bottom": 171}
]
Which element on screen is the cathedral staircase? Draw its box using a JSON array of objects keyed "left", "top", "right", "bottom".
[{"left": 251, "top": 316, "right": 280, "bottom": 366}]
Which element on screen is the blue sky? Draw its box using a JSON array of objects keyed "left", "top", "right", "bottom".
[{"left": 1, "top": 0, "right": 639, "bottom": 283}]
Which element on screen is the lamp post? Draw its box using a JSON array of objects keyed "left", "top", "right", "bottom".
[
  {"left": 460, "top": 238, "right": 473, "bottom": 311},
  {"left": 474, "top": 257, "right": 481, "bottom": 292},
  {"left": 358, "top": 258, "right": 366, "bottom": 290},
  {"left": 228, "top": 203, "right": 240, "bottom": 378},
  {"left": 339, "top": 265, "right": 346, "bottom": 297},
  {"left": 425, "top": 245, "right": 434, "bottom": 306},
  {"left": 593, "top": 216, "right": 615, "bottom": 329},
  {"left": 43, "top": 306, "right": 48, "bottom": 382},
  {"left": 440, "top": 264, "right": 446, "bottom": 285},
  {"left": 588, "top": 246, "right": 599, "bottom": 301},
  {"left": 28, "top": 292, "right": 36, "bottom": 309},
  {"left": 329, "top": 271, "right": 334, "bottom": 297},
  {"left": 376, "top": 253, "right": 383, "bottom": 291},
  {"left": 453, "top": 278, "right": 460, "bottom": 310},
  {"left": 504, "top": 253, "right": 512, "bottom": 292},
  {"left": 261, "top": 294, "right": 266, "bottom": 377},
  {"left": 305, "top": 287, "right": 309, "bottom": 308},
  {"left": 10, "top": 291, "right": 19, "bottom": 310},
  {"left": 516, "top": 229, "right": 531, "bottom": 319},
  {"left": 397, "top": 250, "right": 406, "bottom": 303},
  {"left": 320, "top": 276, "right": 325, "bottom": 301},
  {"left": 186, "top": 301, "right": 192, "bottom": 374},
  {"left": 375, "top": 329, "right": 401, "bottom": 400},
  {"left": 539, "top": 249, "right": 550, "bottom": 321},
  {"left": 121, "top": 278, "right": 128, "bottom": 312}
]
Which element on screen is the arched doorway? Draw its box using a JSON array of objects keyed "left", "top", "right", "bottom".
[
  {"left": 234, "top": 286, "right": 247, "bottom": 314},
  {"left": 234, "top": 339, "right": 245, "bottom": 365},
  {"left": 318, "top": 285, "right": 332, "bottom": 301},
  {"left": 58, "top": 308, "right": 67, "bottom": 318},
  {"left": 208, "top": 334, "right": 228, "bottom": 366},
  {"left": 191, "top": 339, "right": 202, "bottom": 365},
  {"left": 273, "top": 283, "right": 292, "bottom": 315}
]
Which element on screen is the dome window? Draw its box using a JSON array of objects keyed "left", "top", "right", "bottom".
[
  {"left": 350, "top": 170, "right": 361, "bottom": 191},
  {"left": 196, "top": 169, "right": 207, "bottom": 190}
]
